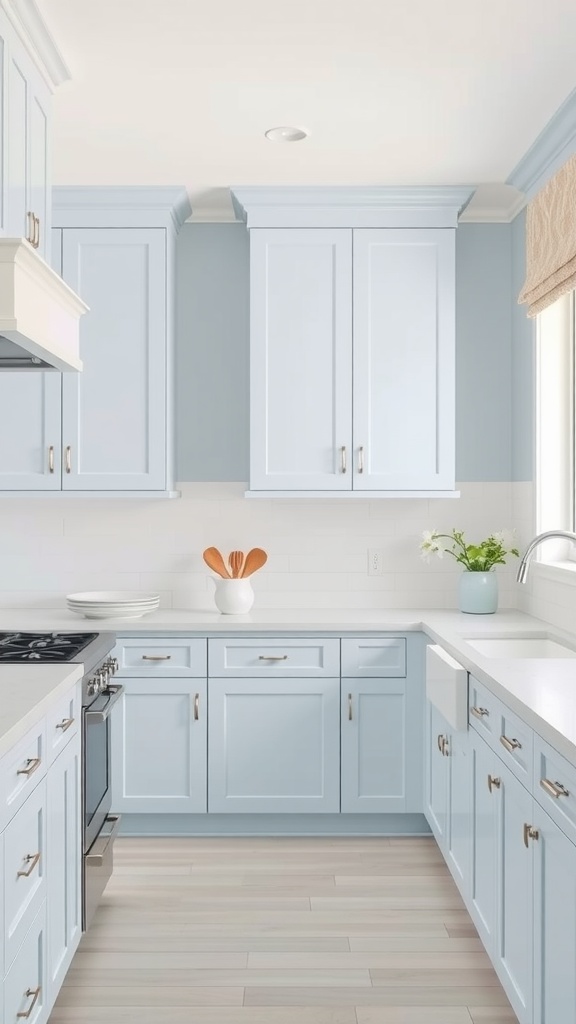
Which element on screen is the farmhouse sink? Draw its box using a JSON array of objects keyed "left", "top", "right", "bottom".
[{"left": 464, "top": 637, "right": 576, "bottom": 659}]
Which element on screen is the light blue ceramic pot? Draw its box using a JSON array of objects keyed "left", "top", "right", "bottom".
[{"left": 459, "top": 571, "right": 498, "bottom": 614}]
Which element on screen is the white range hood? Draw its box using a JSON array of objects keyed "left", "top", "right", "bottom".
[{"left": 0, "top": 238, "right": 88, "bottom": 371}]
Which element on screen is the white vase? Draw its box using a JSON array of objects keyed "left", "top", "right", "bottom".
[
  {"left": 210, "top": 577, "right": 255, "bottom": 614},
  {"left": 459, "top": 571, "right": 498, "bottom": 614}
]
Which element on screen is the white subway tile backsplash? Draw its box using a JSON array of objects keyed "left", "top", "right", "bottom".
[{"left": 0, "top": 481, "right": 522, "bottom": 612}]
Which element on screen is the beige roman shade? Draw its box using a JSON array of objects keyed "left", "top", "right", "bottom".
[{"left": 519, "top": 154, "right": 576, "bottom": 317}]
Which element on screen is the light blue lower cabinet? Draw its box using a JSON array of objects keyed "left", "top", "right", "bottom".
[
  {"left": 424, "top": 702, "right": 450, "bottom": 851},
  {"left": 341, "top": 678, "right": 410, "bottom": 813},
  {"left": 112, "top": 679, "right": 207, "bottom": 814},
  {"left": 445, "top": 726, "right": 471, "bottom": 897},
  {"left": 533, "top": 806, "right": 576, "bottom": 1023},
  {"left": 469, "top": 732, "right": 498, "bottom": 953},
  {"left": 208, "top": 677, "right": 340, "bottom": 813}
]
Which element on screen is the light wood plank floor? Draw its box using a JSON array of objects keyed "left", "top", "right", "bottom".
[{"left": 49, "top": 836, "right": 517, "bottom": 1024}]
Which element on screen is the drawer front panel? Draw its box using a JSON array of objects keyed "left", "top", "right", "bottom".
[
  {"left": 341, "top": 638, "right": 406, "bottom": 678},
  {"left": 4, "top": 779, "right": 46, "bottom": 972},
  {"left": 45, "top": 684, "right": 80, "bottom": 766},
  {"left": 4, "top": 899, "right": 46, "bottom": 1024},
  {"left": 2, "top": 721, "right": 46, "bottom": 826},
  {"left": 468, "top": 676, "right": 499, "bottom": 745},
  {"left": 534, "top": 736, "right": 576, "bottom": 845},
  {"left": 209, "top": 638, "right": 340, "bottom": 677},
  {"left": 114, "top": 638, "right": 207, "bottom": 677},
  {"left": 495, "top": 703, "right": 533, "bottom": 786}
]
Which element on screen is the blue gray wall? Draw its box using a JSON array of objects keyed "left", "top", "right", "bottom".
[
  {"left": 176, "top": 221, "right": 529, "bottom": 482},
  {"left": 511, "top": 210, "right": 535, "bottom": 481}
]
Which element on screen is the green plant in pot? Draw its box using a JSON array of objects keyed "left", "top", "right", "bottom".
[{"left": 420, "top": 529, "right": 520, "bottom": 614}]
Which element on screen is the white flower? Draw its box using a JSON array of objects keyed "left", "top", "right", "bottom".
[{"left": 420, "top": 530, "right": 444, "bottom": 561}]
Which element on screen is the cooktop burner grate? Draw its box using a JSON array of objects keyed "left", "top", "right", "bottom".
[{"left": 0, "top": 631, "right": 99, "bottom": 662}]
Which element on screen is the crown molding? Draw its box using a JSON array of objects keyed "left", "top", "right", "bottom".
[
  {"left": 507, "top": 87, "right": 576, "bottom": 199},
  {"left": 230, "top": 185, "right": 475, "bottom": 228},
  {"left": 52, "top": 186, "right": 193, "bottom": 231},
  {"left": 458, "top": 192, "right": 526, "bottom": 223},
  {"left": 0, "top": 0, "right": 71, "bottom": 90}
]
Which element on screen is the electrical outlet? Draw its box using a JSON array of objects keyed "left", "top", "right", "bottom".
[{"left": 368, "top": 549, "right": 386, "bottom": 576}]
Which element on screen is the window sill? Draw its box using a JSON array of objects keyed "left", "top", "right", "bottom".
[{"left": 530, "top": 561, "right": 576, "bottom": 586}]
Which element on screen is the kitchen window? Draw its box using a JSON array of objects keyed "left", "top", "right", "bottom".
[{"left": 535, "top": 290, "right": 576, "bottom": 571}]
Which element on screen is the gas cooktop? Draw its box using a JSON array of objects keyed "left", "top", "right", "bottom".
[{"left": 0, "top": 632, "right": 99, "bottom": 662}]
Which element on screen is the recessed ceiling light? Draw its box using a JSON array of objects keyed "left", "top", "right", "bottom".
[{"left": 265, "top": 126, "right": 308, "bottom": 143}]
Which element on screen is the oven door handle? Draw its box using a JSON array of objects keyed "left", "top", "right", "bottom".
[
  {"left": 85, "top": 814, "right": 121, "bottom": 867},
  {"left": 85, "top": 684, "right": 125, "bottom": 724}
]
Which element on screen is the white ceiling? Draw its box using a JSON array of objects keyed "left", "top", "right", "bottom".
[{"left": 38, "top": 0, "right": 576, "bottom": 221}]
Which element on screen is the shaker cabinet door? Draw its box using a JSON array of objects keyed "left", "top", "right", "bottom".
[
  {"left": 352, "top": 228, "right": 455, "bottom": 491},
  {"left": 249, "top": 228, "right": 352, "bottom": 491},
  {"left": 61, "top": 227, "right": 167, "bottom": 490},
  {"left": 534, "top": 808, "right": 576, "bottom": 1024},
  {"left": 424, "top": 702, "right": 449, "bottom": 850},
  {"left": 0, "top": 372, "right": 61, "bottom": 488},
  {"left": 341, "top": 679, "right": 408, "bottom": 813}
]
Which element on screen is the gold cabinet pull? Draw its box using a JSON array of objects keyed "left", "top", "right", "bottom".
[
  {"left": 487, "top": 775, "right": 501, "bottom": 793},
  {"left": 142, "top": 654, "right": 171, "bottom": 661},
  {"left": 540, "top": 778, "right": 570, "bottom": 799},
  {"left": 471, "top": 706, "right": 489, "bottom": 719},
  {"left": 358, "top": 445, "right": 364, "bottom": 474},
  {"left": 17, "top": 757, "right": 41, "bottom": 778},
  {"left": 194, "top": 693, "right": 199, "bottom": 721},
  {"left": 65, "top": 445, "right": 72, "bottom": 473},
  {"left": 523, "top": 823, "right": 540, "bottom": 848},
  {"left": 48, "top": 445, "right": 54, "bottom": 473},
  {"left": 340, "top": 445, "right": 347, "bottom": 474},
  {"left": 258, "top": 654, "right": 288, "bottom": 661},
  {"left": 17, "top": 986, "right": 41, "bottom": 1019},
  {"left": 500, "top": 734, "right": 522, "bottom": 753},
  {"left": 17, "top": 852, "right": 41, "bottom": 878},
  {"left": 26, "top": 211, "right": 35, "bottom": 244},
  {"left": 56, "top": 717, "right": 74, "bottom": 732},
  {"left": 348, "top": 693, "right": 353, "bottom": 721}
]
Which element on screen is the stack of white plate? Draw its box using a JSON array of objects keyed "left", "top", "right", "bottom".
[{"left": 66, "top": 591, "right": 160, "bottom": 619}]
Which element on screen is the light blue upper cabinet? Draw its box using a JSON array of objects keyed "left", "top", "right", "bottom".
[
  {"left": 0, "top": 372, "right": 61, "bottom": 488},
  {"left": 61, "top": 228, "right": 167, "bottom": 490},
  {"left": 249, "top": 228, "right": 353, "bottom": 491},
  {"left": 353, "top": 229, "right": 455, "bottom": 491},
  {"left": 232, "top": 186, "right": 470, "bottom": 496}
]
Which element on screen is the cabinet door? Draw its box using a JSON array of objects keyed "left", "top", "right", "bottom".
[
  {"left": 353, "top": 229, "right": 455, "bottom": 491},
  {"left": 4, "top": 900, "right": 46, "bottom": 1024},
  {"left": 208, "top": 677, "right": 340, "bottom": 812},
  {"left": 534, "top": 808, "right": 576, "bottom": 1024},
  {"left": 249, "top": 228, "right": 352, "bottom": 491},
  {"left": 46, "top": 731, "right": 81, "bottom": 1010},
  {"left": 0, "top": 372, "right": 61, "bottom": 488},
  {"left": 341, "top": 679, "right": 408, "bottom": 813},
  {"left": 496, "top": 765, "right": 534, "bottom": 1024},
  {"left": 28, "top": 69, "right": 50, "bottom": 260},
  {"left": 61, "top": 228, "right": 167, "bottom": 490},
  {"left": 469, "top": 733, "right": 498, "bottom": 952},
  {"left": 0, "top": 18, "right": 8, "bottom": 235},
  {"left": 446, "top": 726, "right": 471, "bottom": 897},
  {"left": 112, "top": 678, "right": 207, "bottom": 814},
  {"left": 424, "top": 702, "right": 449, "bottom": 850},
  {"left": 5, "top": 35, "right": 29, "bottom": 241}
]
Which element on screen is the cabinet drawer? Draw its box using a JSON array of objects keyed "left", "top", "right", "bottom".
[
  {"left": 4, "top": 899, "right": 46, "bottom": 1024},
  {"left": 45, "top": 684, "right": 80, "bottom": 766},
  {"left": 341, "top": 637, "right": 406, "bottom": 677},
  {"left": 493, "top": 702, "right": 533, "bottom": 787},
  {"left": 4, "top": 779, "right": 46, "bottom": 973},
  {"left": 113, "top": 638, "right": 207, "bottom": 677},
  {"left": 468, "top": 676, "right": 499, "bottom": 745},
  {"left": 1, "top": 721, "right": 46, "bottom": 828},
  {"left": 208, "top": 638, "right": 340, "bottom": 677},
  {"left": 534, "top": 736, "right": 576, "bottom": 845}
]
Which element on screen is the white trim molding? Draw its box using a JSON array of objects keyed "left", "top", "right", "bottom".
[
  {"left": 0, "top": 0, "right": 70, "bottom": 89},
  {"left": 52, "top": 187, "right": 193, "bottom": 232},
  {"left": 230, "top": 186, "right": 475, "bottom": 229},
  {"left": 507, "top": 87, "right": 576, "bottom": 199}
]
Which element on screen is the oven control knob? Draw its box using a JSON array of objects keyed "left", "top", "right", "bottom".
[
  {"left": 97, "top": 669, "right": 109, "bottom": 692},
  {"left": 87, "top": 678, "right": 99, "bottom": 697}
]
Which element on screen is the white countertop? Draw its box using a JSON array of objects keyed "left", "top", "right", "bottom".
[
  {"left": 2, "top": 606, "right": 576, "bottom": 765},
  {"left": 0, "top": 662, "right": 83, "bottom": 758}
]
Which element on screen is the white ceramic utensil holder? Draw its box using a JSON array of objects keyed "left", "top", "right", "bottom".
[{"left": 210, "top": 577, "right": 255, "bottom": 614}]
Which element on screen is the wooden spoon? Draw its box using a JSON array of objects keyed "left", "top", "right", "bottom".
[
  {"left": 202, "top": 547, "right": 231, "bottom": 578},
  {"left": 229, "top": 551, "right": 244, "bottom": 578},
  {"left": 241, "top": 547, "right": 268, "bottom": 577}
]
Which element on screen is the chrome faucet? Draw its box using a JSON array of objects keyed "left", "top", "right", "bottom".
[{"left": 516, "top": 530, "right": 576, "bottom": 583}]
